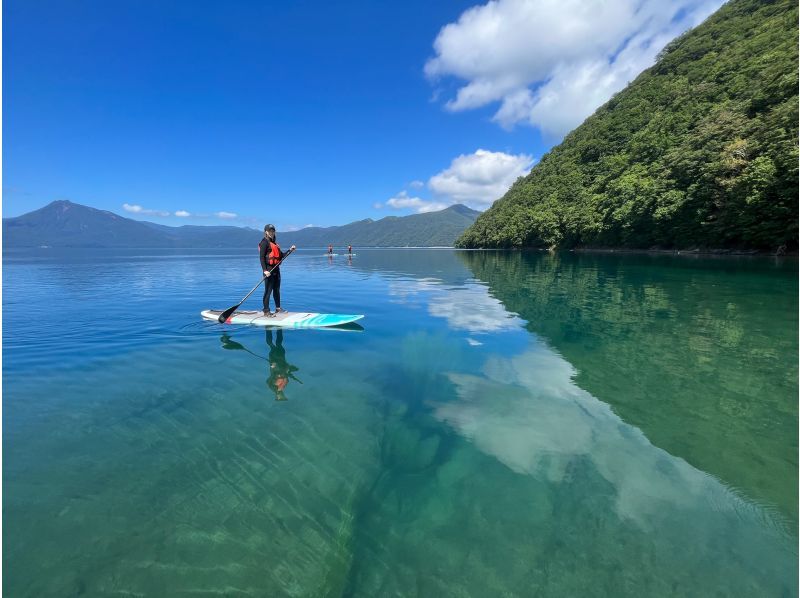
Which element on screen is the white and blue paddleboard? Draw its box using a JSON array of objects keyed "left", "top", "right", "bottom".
[{"left": 202, "top": 309, "right": 364, "bottom": 328}]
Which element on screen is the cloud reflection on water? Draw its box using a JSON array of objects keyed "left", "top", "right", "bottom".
[
  {"left": 405, "top": 270, "right": 790, "bottom": 537},
  {"left": 389, "top": 277, "right": 525, "bottom": 334},
  {"left": 432, "top": 340, "right": 789, "bottom": 537}
]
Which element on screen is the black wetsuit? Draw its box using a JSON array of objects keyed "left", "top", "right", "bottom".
[{"left": 259, "top": 237, "right": 290, "bottom": 312}]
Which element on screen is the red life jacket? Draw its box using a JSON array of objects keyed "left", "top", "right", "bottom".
[{"left": 268, "top": 242, "right": 281, "bottom": 266}]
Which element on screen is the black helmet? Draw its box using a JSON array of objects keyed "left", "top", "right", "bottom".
[{"left": 264, "top": 224, "right": 276, "bottom": 232}]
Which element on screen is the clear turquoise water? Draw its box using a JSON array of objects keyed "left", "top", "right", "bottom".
[{"left": 3, "top": 248, "right": 797, "bottom": 596}]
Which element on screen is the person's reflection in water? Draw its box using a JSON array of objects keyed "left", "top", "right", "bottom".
[
  {"left": 266, "top": 329, "right": 301, "bottom": 401},
  {"left": 220, "top": 332, "right": 301, "bottom": 401}
]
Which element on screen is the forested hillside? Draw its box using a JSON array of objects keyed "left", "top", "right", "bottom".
[{"left": 457, "top": 0, "right": 798, "bottom": 251}]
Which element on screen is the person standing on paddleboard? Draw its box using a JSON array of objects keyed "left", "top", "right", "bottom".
[{"left": 259, "top": 224, "right": 295, "bottom": 317}]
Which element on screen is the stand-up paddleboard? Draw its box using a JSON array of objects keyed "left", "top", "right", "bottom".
[{"left": 202, "top": 309, "right": 364, "bottom": 328}]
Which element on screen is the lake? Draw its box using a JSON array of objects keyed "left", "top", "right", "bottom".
[{"left": 3, "top": 248, "right": 797, "bottom": 596}]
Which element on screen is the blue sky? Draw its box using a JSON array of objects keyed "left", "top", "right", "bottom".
[{"left": 3, "top": 0, "right": 723, "bottom": 229}]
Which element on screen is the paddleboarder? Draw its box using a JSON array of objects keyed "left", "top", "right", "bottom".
[
  {"left": 328, "top": 244, "right": 334, "bottom": 255},
  {"left": 347, "top": 244, "right": 352, "bottom": 256},
  {"left": 259, "top": 224, "right": 295, "bottom": 317}
]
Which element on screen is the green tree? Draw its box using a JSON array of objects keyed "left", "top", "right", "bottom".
[{"left": 457, "top": 0, "right": 798, "bottom": 252}]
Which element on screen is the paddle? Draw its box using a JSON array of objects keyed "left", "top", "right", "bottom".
[
  {"left": 217, "top": 247, "right": 295, "bottom": 323},
  {"left": 220, "top": 334, "right": 268, "bottom": 361}
]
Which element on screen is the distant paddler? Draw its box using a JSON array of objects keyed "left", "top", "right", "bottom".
[{"left": 259, "top": 224, "right": 295, "bottom": 317}]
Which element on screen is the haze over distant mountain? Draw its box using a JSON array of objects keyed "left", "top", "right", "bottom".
[
  {"left": 3, "top": 200, "right": 479, "bottom": 248},
  {"left": 279, "top": 204, "right": 479, "bottom": 247}
]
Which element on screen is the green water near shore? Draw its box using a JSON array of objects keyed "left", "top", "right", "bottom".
[{"left": 4, "top": 249, "right": 797, "bottom": 596}]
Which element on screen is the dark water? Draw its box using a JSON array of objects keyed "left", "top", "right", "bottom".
[{"left": 3, "top": 248, "right": 797, "bottom": 596}]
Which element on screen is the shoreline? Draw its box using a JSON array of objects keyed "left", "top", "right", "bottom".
[
  {"left": 454, "top": 246, "right": 796, "bottom": 257},
  {"left": 568, "top": 247, "right": 796, "bottom": 258},
  {"left": 4, "top": 245, "right": 796, "bottom": 257},
  {"left": 568, "top": 247, "right": 797, "bottom": 258}
]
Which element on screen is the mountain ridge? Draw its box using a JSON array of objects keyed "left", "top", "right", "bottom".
[{"left": 3, "top": 200, "right": 480, "bottom": 248}]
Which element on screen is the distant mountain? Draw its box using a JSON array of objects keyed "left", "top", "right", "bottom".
[
  {"left": 280, "top": 204, "right": 480, "bottom": 247},
  {"left": 3, "top": 200, "right": 480, "bottom": 248},
  {"left": 2, "top": 201, "right": 259, "bottom": 248}
]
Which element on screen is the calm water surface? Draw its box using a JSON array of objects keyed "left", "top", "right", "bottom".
[{"left": 3, "top": 248, "right": 797, "bottom": 596}]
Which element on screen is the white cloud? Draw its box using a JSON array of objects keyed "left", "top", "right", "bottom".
[
  {"left": 122, "top": 203, "right": 170, "bottom": 217},
  {"left": 381, "top": 191, "right": 449, "bottom": 214},
  {"left": 384, "top": 149, "right": 531, "bottom": 212},
  {"left": 175, "top": 210, "right": 191, "bottom": 217},
  {"left": 432, "top": 342, "right": 775, "bottom": 531},
  {"left": 215, "top": 211, "right": 238, "bottom": 220},
  {"left": 387, "top": 277, "right": 525, "bottom": 333},
  {"left": 428, "top": 149, "right": 532, "bottom": 208},
  {"left": 428, "top": 286, "right": 525, "bottom": 332},
  {"left": 426, "top": 0, "right": 724, "bottom": 137}
]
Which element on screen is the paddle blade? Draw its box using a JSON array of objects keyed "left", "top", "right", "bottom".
[{"left": 217, "top": 304, "right": 240, "bottom": 323}]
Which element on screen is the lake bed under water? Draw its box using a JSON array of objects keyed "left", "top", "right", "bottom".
[{"left": 3, "top": 248, "right": 797, "bottom": 596}]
